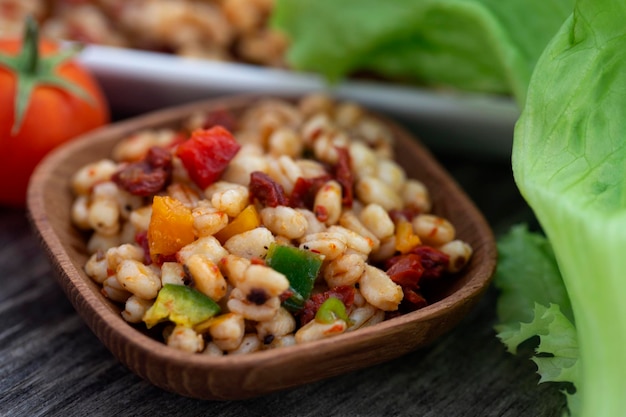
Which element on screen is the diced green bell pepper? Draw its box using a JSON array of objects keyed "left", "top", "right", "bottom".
[
  {"left": 315, "top": 297, "right": 349, "bottom": 324},
  {"left": 265, "top": 243, "right": 323, "bottom": 311},
  {"left": 143, "top": 284, "right": 221, "bottom": 329}
]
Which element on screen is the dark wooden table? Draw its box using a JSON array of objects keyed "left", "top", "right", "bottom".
[{"left": 0, "top": 145, "right": 566, "bottom": 416}]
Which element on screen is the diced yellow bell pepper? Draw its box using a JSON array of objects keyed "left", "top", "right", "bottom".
[
  {"left": 214, "top": 204, "right": 260, "bottom": 244},
  {"left": 147, "top": 195, "right": 195, "bottom": 263},
  {"left": 394, "top": 220, "right": 421, "bottom": 254}
]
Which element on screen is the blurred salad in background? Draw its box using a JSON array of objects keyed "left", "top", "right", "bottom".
[{"left": 271, "top": 0, "right": 573, "bottom": 105}]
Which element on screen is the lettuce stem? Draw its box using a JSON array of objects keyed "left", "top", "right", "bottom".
[
  {"left": 512, "top": 1, "right": 626, "bottom": 414},
  {"left": 532, "top": 195, "right": 626, "bottom": 416}
]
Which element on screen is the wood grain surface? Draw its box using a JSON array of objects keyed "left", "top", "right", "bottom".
[{"left": 0, "top": 152, "right": 566, "bottom": 417}]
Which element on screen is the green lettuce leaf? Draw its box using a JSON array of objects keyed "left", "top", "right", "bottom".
[
  {"left": 494, "top": 224, "right": 573, "bottom": 334},
  {"left": 494, "top": 226, "right": 579, "bottom": 414},
  {"left": 531, "top": 304, "right": 578, "bottom": 384},
  {"left": 498, "top": 303, "right": 578, "bottom": 383},
  {"left": 271, "top": 0, "right": 573, "bottom": 104}
]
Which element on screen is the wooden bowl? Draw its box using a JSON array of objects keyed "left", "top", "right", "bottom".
[{"left": 27, "top": 95, "right": 497, "bottom": 400}]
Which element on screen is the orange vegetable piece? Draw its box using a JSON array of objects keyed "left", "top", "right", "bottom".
[
  {"left": 148, "top": 196, "right": 195, "bottom": 263},
  {"left": 394, "top": 220, "right": 421, "bottom": 254},
  {"left": 214, "top": 205, "right": 260, "bottom": 244}
]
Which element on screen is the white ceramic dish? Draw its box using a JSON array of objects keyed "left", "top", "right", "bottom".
[{"left": 76, "top": 45, "right": 519, "bottom": 158}]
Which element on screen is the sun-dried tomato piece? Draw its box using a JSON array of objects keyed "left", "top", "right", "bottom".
[
  {"left": 112, "top": 146, "right": 173, "bottom": 196},
  {"left": 202, "top": 108, "right": 238, "bottom": 132},
  {"left": 408, "top": 246, "right": 450, "bottom": 280},
  {"left": 386, "top": 253, "right": 424, "bottom": 287},
  {"left": 385, "top": 247, "right": 450, "bottom": 312},
  {"left": 333, "top": 147, "right": 354, "bottom": 207},
  {"left": 402, "top": 288, "right": 428, "bottom": 310},
  {"left": 386, "top": 245, "right": 449, "bottom": 284},
  {"left": 134, "top": 231, "right": 151, "bottom": 265},
  {"left": 299, "top": 285, "right": 355, "bottom": 326},
  {"left": 289, "top": 174, "right": 332, "bottom": 209},
  {"left": 249, "top": 171, "right": 288, "bottom": 207},
  {"left": 389, "top": 208, "right": 421, "bottom": 223},
  {"left": 146, "top": 145, "right": 172, "bottom": 168}
]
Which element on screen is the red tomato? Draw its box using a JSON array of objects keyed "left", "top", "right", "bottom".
[{"left": 0, "top": 21, "right": 109, "bottom": 206}]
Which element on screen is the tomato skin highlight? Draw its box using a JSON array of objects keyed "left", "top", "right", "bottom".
[{"left": 0, "top": 37, "right": 109, "bottom": 207}]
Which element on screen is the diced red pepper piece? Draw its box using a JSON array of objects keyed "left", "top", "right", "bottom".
[{"left": 176, "top": 126, "right": 241, "bottom": 189}]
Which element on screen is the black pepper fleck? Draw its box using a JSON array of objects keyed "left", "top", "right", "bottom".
[{"left": 247, "top": 288, "right": 269, "bottom": 305}]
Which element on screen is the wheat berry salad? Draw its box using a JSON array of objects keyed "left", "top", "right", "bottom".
[{"left": 69, "top": 94, "right": 473, "bottom": 355}]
